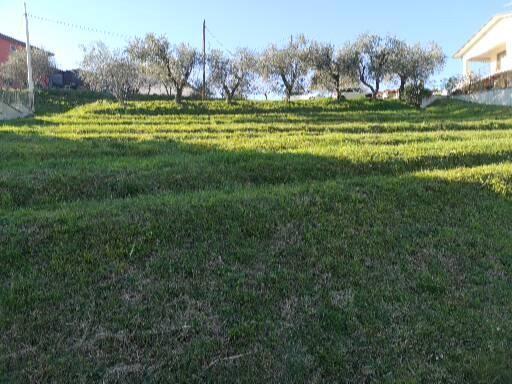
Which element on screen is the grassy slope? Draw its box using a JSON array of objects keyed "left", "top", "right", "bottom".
[{"left": 1, "top": 92, "right": 512, "bottom": 383}]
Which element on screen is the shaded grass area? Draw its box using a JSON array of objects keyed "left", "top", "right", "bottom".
[
  {"left": 1, "top": 133, "right": 512, "bottom": 210},
  {"left": 1, "top": 95, "right": 512, "bottom": 383}
]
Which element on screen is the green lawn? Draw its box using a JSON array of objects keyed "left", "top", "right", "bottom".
[{"left": 1, "top": 92, "right": 512, "bottom": 383}]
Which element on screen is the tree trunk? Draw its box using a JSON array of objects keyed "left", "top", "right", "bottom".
[
  {"left": 373, "top": 78, "right": 381, "bottom": 99},
  {"left": 336, "top": 86, "right": 343, "bottom": 102},
  {"left": 335, "top": 77, "right": 342, "bottom": 102},
  {"left": 281, "top": 74, "right": 292, "bottom": 103},
  {"left": 176, "top": 87, "right": 183, "bottom": 104},
  {"left": 223, "top": 85, "right": 235, "bottom": 104},
  {"left": 228, "top": 82, "right": 240, "bottom": 104},
  {"left": 398, "top": 76, "right": 407, "bottom": 100},
  {"left": 163, "top": 84, "right": 170, "bottom": 97},
  {"left": 359, "top": 70, "right": 377, "bottom": 100},
  {"left": 285, "top": 87, "right": 292, "bottom": 103}
]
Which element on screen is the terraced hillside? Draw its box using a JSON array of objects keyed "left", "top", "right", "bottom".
[{"left": 1, "top": 92, "right": 512, "bottom": 382}]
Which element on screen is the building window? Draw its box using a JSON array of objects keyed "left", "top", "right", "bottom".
[
  {"left": 497, "top": 50, "right": 507, "bottom": 72},
  {"left": 10, "top": 45, "right": 17, "bottom": 52}
]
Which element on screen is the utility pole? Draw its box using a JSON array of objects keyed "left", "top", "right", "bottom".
[
  {"left": 24, "top": 2, "right": 35, "bottom": 112},
  {"left": 202, "top": 19, "right": 206, "bottom": 101}
]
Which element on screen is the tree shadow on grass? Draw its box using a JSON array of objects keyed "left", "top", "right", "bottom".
[
  {"left": 0, "top": 117, "right": 60, "bottom": 128},
  {"left": 82, "top": 97, "right": 512, "bottom": 123},
  {"left": 20, "top": 117, "right": 512, "bottom": 136},
  {"left": 85, "top": 98, "right": 414, "bottom": 117},
  {"left": 35, "top": 100, "right": 512, "bottom": 137},
  {"left": 0, "top": 130, "right": 511, "bottom": 210},
  {"left": 34, "top": 89, "right": 112, "bottom": 116},
  {"left": 4, "top": 116, "right": 512, "bottom": 138}
]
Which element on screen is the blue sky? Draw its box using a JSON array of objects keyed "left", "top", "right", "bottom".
[{"left": 1, "top": 0, "right": 511, "bottom": 83}]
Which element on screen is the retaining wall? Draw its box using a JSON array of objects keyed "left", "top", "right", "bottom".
[
  {"left": 0, "top": 101, "right": 32, "bottom": 120},
  {"left": 454, "top": 88, "right": 512, "bottom": 107}
]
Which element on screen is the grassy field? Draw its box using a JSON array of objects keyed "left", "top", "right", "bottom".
[{"left": 1, "top": 91, "right": 512, "bottom": 383}]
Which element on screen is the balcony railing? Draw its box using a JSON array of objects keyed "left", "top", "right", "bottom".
[{"left": 454, "top": 70, "right": 512, "bottom": 95}]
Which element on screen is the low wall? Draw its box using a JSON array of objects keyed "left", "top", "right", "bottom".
[
  {"left": 0, "top": 101, "right": 32, "bottom": 120},
  {"left": 454, "top": 88, "right": 512, "bottom": 107},
  {"left": 421, "top": 95, "right": 445, "bottom": 109},
  {"left": 0, "top": 90, "right": 33, "bottom": 120}
]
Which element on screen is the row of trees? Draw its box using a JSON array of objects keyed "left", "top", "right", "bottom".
[
  {"left": 81, "top": 33, "right": 446, "bottom": 105},
  {"left": 261, "top": 34, "right": 446, "bottom": 104},
  {"left": 0, "top": 33, "right": 446, "bottom": 107}
]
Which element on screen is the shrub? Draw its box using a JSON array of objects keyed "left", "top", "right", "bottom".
[{"left": 404, "top": 82, "right": 432, "bottom": 108}]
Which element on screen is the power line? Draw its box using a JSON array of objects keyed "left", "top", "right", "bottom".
[
  {"left": 205, "top": 25, "right": 234, "bottom": 56},
  {"left": 27, "top": 13, "right": 132, "bottom": 39},
  {"left": 28, "top": 12, "right": 236, "bottom": 58}
]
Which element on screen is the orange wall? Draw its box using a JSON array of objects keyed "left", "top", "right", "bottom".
[{"left": 0, "top": 39, "right": 25, "bottom": 64}]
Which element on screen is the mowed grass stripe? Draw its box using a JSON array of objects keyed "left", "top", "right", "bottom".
[{"left": 1, "top": 143, "right": 512, "bottom": 210}]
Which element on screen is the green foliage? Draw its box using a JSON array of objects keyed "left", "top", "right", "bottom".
[
  {"left": 310, "top": 42, "right": 359, "bottom": 101},
  {"left": 260, "top": 35, "right": 312, "bottom": 102},
  {"left": 128, "top": 35, "right": 199, "bottom": 103},
  {"left": 348, "top": 34, "right": 399, "bottom": 98},
  {"left": 403, "top": 82, "right": 432, "bottom": 107},
  {"left": 80, "top": 42, "right": 142, "bottom": 103},
  {"left": 1, "top": 95, "right": 512, "bottom": 382},
  {"left": 0, "top": 48, "right": 55, "bottom": 89},
  {"left": 444, "top": 75, "right": 464, "bottom": 95},
  {"left": 208, "top": 49, "right": 257, "bottom": 102}
]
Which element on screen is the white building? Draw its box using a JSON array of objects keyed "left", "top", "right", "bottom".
[{"left": 454, "top": 13, "right": 512, "bottom": 77}]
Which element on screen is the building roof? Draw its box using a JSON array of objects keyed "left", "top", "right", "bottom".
[
  {"left": 0, "top": 32, "right": 54, "bottom": 56},
  {"left": 0, "top": 33, "right": 26, "bottom": 47},
  {"left": 454, "top": 13, "right": 512, "bottom": 59}
]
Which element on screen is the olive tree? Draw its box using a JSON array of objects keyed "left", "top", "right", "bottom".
[
  {"left": 348, "top": 34, "right": 397, "bottom": 99},
  {"left": 311, "top": 43, "right": 359, "bottom": 101},
  {"left": 0, "top": 48, "right": 55, "bottom": 89},
  {"left": 128, "top": 35, "right": 169, "bottom": 95},
  {"left": 208, "top": 48, "right": 257, "bottom": 103},
  {"left": 260, "top": 35, "right": 312, "bottom": 102},
  {"left": 80, "top": 42, "right": 141, "bottom": 103},
  {"left": 128, "top": 34, "right": 199, "bottom": 103},
  {"left": 390, "top": 41, "right": 446, "bottom": 99},
  {"left": 444, "top": 75, "right": 464, "bottom": 95},
  {"left": 388, "top": 39, "right": 409, "bottom": 98},
  {"left": 127, "top": 40, "right": 163, "bottom": 96}
]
